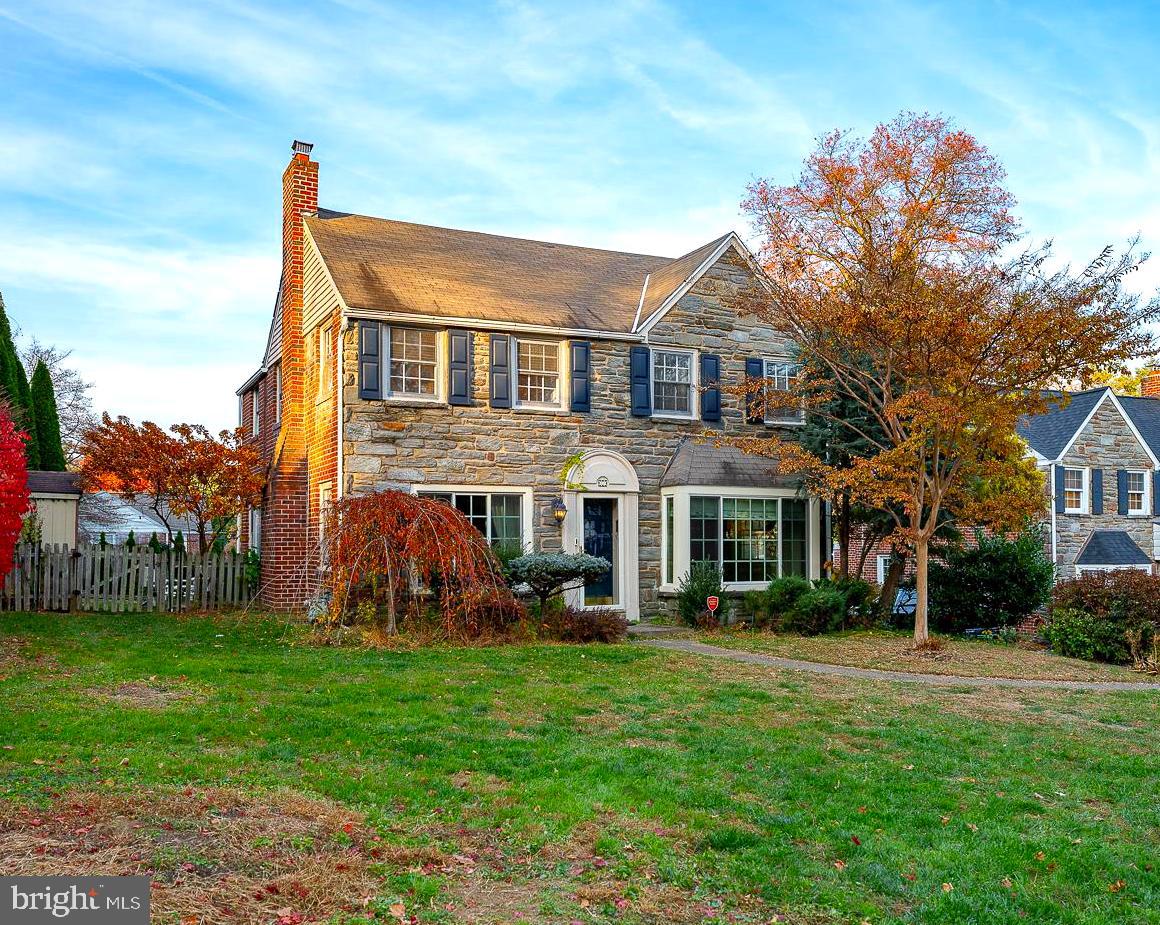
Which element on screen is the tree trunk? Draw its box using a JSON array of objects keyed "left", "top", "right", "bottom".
[
  {"left": 838, "top": 492, "right": 851, "bottom": 579},
  {"left": 878, "top": 548, "right": 907, "bottom": 621},
  {"left": 913, "top": 535, "right": 930, "bottom": 646}
]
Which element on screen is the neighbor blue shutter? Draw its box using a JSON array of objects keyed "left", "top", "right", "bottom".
[
  {"left": 700, "top": 353, "right": 721, "bottom": 422},
  {"left": 358, "top": 321, "right": 382, "bottom": 400},
  {"left": 1154, "top": 471, "right": 1160, "bottom": 515},
  {"left": 489, "top": 334, "right": 511, "bottom": 408},
  {"left": 570, "top": 341, "right": 591, "bottom": 412},
  {"left": 1054, "top": 466, "right": 1066, "bottom": 514},
  {"left": 1117, "top": 470, "right": 1129, "bottom": 515},
  {"left": 630, "top": 346, "right": 651, "bottom": 416},
  {"left": 1092, "top": 469, "right": 1104, "bottom": 515},
  {"left": 745, "top": 357, "right": 764, "bottom": 424},
  {"left": 448, "top": 329, "right": 473, "bottom": 406}
]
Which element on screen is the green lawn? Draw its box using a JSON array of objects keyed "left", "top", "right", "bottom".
[{"left": 1, "top": 613, "right": 1158, "bottom": 924}]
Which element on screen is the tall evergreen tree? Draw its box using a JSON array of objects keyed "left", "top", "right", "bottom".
[
  {"left": 0, "top": 291, "right": 39, "bottom": 468},
  {"left": 30, "top": 361, "right": 65, "bottom": 471}
]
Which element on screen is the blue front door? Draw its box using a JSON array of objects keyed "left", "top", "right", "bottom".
[{"left": 582, "top": 497, "right": 617, "bottom": 606}]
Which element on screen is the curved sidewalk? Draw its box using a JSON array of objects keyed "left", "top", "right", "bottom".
[{"left": 638, "top": 638, "right": 1160, "bottom": 691}]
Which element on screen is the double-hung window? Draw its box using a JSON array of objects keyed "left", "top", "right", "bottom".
[
  {"left": 419, "top": 491, "right": 525, "bottom": 551},
  {"left": 764, "top": 359, "right": 803, "bottom": 425},
  {"left": 387, "top": 326, "right": 439, "bottom": 398},
  {"left": 318, "top": 324, "right": 333, "bottom": 398},
  {"left": 1062, "top": 467, "right": 1087, "bottom": 513},
  {"left": 1127, "top": 470, "right": 1147, "bottom": 515},
  {"left": 652, "top": 349, "right": 695, "bottom": 417},
  {"left": 251, "top": 389, "right": 261, "bottom": 435},
  {"left": 515, "top": 339, "right": 562, "bottom": 407}
]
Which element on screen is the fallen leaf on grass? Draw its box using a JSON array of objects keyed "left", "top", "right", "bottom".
[
  {"left": 1109, "top": 880, "right": 1125, "bottom": 893},
  {"left": 942, "top": 883, "right": 953, "bottom": 893}
]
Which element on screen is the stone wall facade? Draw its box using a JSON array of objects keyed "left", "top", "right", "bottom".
[
  {"left": 1052, "top": 401, "right": 1157, "bottom": 577},
  {"left": 340, "top": 248, "right": 809, "bottom": 619}
]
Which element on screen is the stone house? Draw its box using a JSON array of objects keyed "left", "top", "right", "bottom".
[
  {"left": 852, "top": 377, "right": 1160, "bottom": 585},
  {"left": 236, "top": 142, "right": 828, "bottom": 618}
]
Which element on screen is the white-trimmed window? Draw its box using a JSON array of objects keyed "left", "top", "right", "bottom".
[
  {"left": 689, "top": 494, "right": 807, "bottom": 584},
  {"left": 274, "top": 365, "right": 283, "bottom": 425},
  {"left": 318, "top": 481, "right": 334, "bottom": 550},
  {"left": 514, "top": 339, "right": 563, "bottom": 408},
  {"left": 318, "top": 324, "right": 333, "bottom": 397},
  {"left": 663, "top": 496, "right": 675, "bottom": 586},
  {"left": 1063, "top": 467, "right": 1087, "bottom": 514},
  {"left": 764, "top": 358, "right": 803, "bottom": 425},
  {"left": 387, "top": 326, "right": 439, "bottom": 398},
  {"left": 418, "top": 489, "right": 529, "bottom": 552},
  {"left": 251, "top": 388, "right": 261, "bottom": 435},
  {"left": 876, "top": 554, "right": 891, "bottom": 585},
  {"left": 652, "top": 349, "right": 695, "bottom": 418},
  {"left": 248, "top": 508, "right": 262, "bottom": 553},
  {"left": 1126, "top": 470, "right": 1148, "bottom": 515}
]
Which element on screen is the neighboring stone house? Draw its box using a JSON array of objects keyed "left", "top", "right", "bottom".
[
  {"left": 850, "top": 374, "right": 1160, "bottom": 585},
  {"left": 235, "top": 142, "right": 827, "bottom": 618}
]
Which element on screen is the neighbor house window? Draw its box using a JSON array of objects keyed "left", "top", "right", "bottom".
[
  {"left": 652, "top": 349, "right": 695, "bottom": 417},
  {"left": 685, "top": 495, "right": 808, "bottom": 584},
  {"left": 764, "top": 359, "right": 803, "bottom": 425},
  {"left": 876, "top": 554, "right": 891, "bottom": 585},
  {"left": 515, "top": 339, "right": 561, "bottom": 407},
  {"left": 251, "top": 389, "right": 261, "bottom": 435},
  {"left": 1127, "top": 470, "right": 1147, "bottom": 514},
  {"left": 248, "top": 508, "right": 261, "bottom": 553},
  {"left": 387, "top": 326, "right": 439, "bottom": 398},
  {"left": 1063, "top": 467, "right": 1087, "bottom": 513},
  {"left": 419, "top": 491, "right": 524, "bottom": 550},
  {"left": 318, "top": 482, "right": 334, "bottom": 551},
  {"left": 318, "top": 325, "right": 333, "bottom": 397}
]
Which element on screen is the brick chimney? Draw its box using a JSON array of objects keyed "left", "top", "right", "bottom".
[
  {"left": 1142, "top": 367, "right": 1160, "bottom": 399},
  {"left": 262, "top": 141, "right": 318, "bottom": 609}
]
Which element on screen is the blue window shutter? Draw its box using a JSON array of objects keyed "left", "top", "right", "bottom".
[
  {"left": 745, "top": 357, "right": 764, "bottom": 424},
  {"left": 358, "top": 321, "right": 382, "bottom": 400},
  {"left": 1054, "top": 466, "right": 1066, "bottom": 515},
  {"left": 570, "top": 341, "right": 591, "bottom": 412},
  {"left": 1117, "top": 470, "right": 1129, "bottom": 515},
  {"left": 1092, "top": 468, "right": 1103, "bottom": 515},
  {"left": 700, "top": 353, "right": 721, "bottom": 422},
  {"left": 448, "top": 329, "right": 473, "bottom": 406},
  {"left": 630, "top": 346, "right": 651, "bottom": 416},
  {"left": 1154, "top": 471, "right": 1160, "bottom": 516},
  {"left": 489, "top": 334, "right": 511, "bottom": 408}
]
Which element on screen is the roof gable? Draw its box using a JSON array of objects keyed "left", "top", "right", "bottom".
[
  {"left": 1118, "top": 394, "right": 1160, "bottom": 460},
  {"left": 1018, "top": 388, "right": 1108, "bottom": 461}
]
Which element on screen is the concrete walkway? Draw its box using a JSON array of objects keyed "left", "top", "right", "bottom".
[{"left": 638, "top": 638, "right": 1160, "bottom": 691}]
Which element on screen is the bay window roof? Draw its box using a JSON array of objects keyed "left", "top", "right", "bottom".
[{"left": 660, "top": 439, "right": 801, "bottom": 490}]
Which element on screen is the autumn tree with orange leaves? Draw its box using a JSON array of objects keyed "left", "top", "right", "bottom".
[
  {"left": 734, "top": 112, "right": 1159, "bottom": 645},
  {"left": 81, "top": 414, "right": 265, "bottom": 551}
]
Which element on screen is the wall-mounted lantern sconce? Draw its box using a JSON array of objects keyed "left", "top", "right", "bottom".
[{"left": 551, "top": 498, "right": 568, "bottom": 524}]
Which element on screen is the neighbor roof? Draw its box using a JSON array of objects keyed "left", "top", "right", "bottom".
[
  {"left": 305, "top": 209, "right": 739, "bottom": 333},
  {"left": 1017, "top": 388, "right": 1107, "bottom": 460},
  {"left": 1074, "top": 529, "right": 1152, "bottom": 567},
  {"left": 660, "top": 439, "right": 801, "bottom": 489}
]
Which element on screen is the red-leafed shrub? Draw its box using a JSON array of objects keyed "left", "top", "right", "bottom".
[
  {"left": 0, "top": 407, "right": 31, "bottom": 576},
  {"left": 323, "top": 489, "right": 524, "bottom": 640}
]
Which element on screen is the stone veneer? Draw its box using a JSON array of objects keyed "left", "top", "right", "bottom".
[
  {"left": 1052, "top": 400, "right": 1157, "bottom": 576},
  {"left": 340, "top": 249, "right": 802, "bottom": 617}
]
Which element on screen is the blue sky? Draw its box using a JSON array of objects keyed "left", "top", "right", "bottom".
[{"left": 1, "top": 0, "right": 1158, "bottom": 431}]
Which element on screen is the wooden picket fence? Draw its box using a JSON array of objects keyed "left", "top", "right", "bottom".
[{"left": 0, "top": 543, "right": 254, "bottom": 614}]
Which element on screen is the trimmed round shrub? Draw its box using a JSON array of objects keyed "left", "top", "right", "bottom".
[
  {"left": 676, "top": 560, "right": 726, "bottom": 626},
  {"left": 767, "top": 576, "right": 812, "bottom": 618},
  {"left": 785, "top": 586, "right": 847, "bottom": 636}
]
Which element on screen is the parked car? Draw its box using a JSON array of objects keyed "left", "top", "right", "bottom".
[{"left": 893, "top": 588, "right": 917, "bottom": 617}]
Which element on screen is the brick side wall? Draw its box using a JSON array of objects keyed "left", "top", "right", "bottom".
[{"left": 342, "top": 248, "right": 800, "bottom": 618}]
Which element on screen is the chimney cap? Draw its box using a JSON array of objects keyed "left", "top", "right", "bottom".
[{"left": 291, "top": 140, "right": 314, "bottom": 156}]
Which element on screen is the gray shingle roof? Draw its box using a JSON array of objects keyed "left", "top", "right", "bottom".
[
  {"left": 660, "top": 439, "right": 802, "bottom": 489},
  {"left": 1119, "top": 395, "right": 1160, "bottom": 459},
  {"left": 27, "top": 471, "right": 81, "bottom": 496},
  {"left": 1017, "top": 388, "right": 1107, "bottom": 460},
  {"left": 1074, "top": 529, "right": 1152, "bottom": 567}
]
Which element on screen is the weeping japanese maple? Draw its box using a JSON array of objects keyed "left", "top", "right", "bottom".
[
  {"left": 0, "top": 405, "right": 31, "bottom": 576},
  {"left": 322, "top": 489, "right": 522, "bottom": 638}
]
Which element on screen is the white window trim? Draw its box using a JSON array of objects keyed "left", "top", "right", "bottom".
[
  {"left": 382, "top": 325, "right": 446, "bottom": 404},
  {"left": 251, "top": 389, "right": 261, "bottom": 435},
  {"left": 876, "top": 553, "right": 891, "bottom": 585},
  {"left": 410, "top": 484, "right": 535, "bottom": 552},
  {"left": 651, "top": 347, "right": 698, "bottom": 421},
  {"left": 317, "top": 324, "right": 334, "bottom": 399},
  {"left": 1125, "top": 469, "right": 1150, "bottom": 517},
  {"left": 763, "top": 356, "right": 805, "bottom": 427},
  {"left": 1075, "top": 564, "right": 1151, "bottom": 577},
  {"left": 1062, "top": 466, "right": 1088, "bottom": 515},
  {"left": 511, "top": 337, "right": 568, "bottom": 412},
  {"left": 248, "top": 508, "right": 262, "bottom": 553},
  {"left": 659, "top": 486, "right": 821, "bottom": 592}
]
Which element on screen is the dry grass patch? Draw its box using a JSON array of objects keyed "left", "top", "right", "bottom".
[
  {"left": 0, "top": 788, "right": 385, "bottom": 924},
  {"left": 707, "top": 629, "right": 1141, "bottom": 681},
  {"left": 87, "top": 677, "right": 205, "bottom": 709}
]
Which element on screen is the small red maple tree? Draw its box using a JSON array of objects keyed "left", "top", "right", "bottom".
[
  {"left": 0, "top": 405, "right": 31, "bottom": 576},
  {"left": 323, "top": 489, "right": 522, "bottom": 638}
]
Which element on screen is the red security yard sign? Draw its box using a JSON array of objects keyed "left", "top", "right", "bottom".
[{"left": 706, "top": 595, "right": 720, "bottom": 614}]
